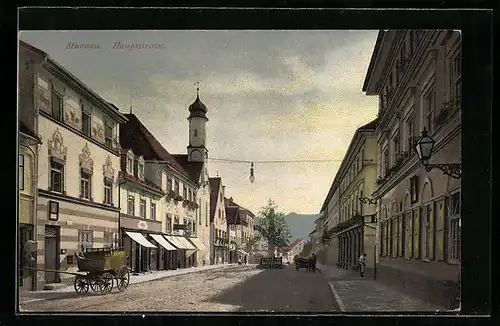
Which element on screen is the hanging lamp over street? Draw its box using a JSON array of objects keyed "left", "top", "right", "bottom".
[{"left": 249, "top": 162, "right": 255, "bottom": 183}]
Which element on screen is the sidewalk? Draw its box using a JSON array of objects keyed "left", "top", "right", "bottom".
[
  {"left": 317, "top": 263, "right": 446, "bottom": 312},
  {"left": 19, "top": 263, "right": 238, "bottom": 304}
]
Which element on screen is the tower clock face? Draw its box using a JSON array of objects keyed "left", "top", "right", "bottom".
[{"left": 191, "top": 150, "right": 202, "bottom": 161}]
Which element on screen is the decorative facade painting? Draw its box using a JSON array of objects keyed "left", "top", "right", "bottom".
[
  {"left": 64, "top": 96, "right": 82, "bottom": 129},
  {"left": 103, "top": 155, "right": 115, "bottom": 181},
  {"left": 79, "top": 143, "right": 94, "bottom": 174},
  {"left": 48, "top": 129, "right": 67, "bottom": 163},
  {"left": 91, "top": 120, "right": 105, "bottom": 143}
]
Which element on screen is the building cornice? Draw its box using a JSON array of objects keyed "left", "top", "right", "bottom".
[
  {"left": 43, "top": 60, "right": 128, "bottom": 124},
  {"left": 38, "top": 189, "right": 120, "bottom": 212}
]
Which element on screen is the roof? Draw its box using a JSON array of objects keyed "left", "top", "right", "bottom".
[
  {"left": 225, "top": 206, "right": 240, "bottom": 224},
  {"left": 120, "top": 114, "right": 193, "bottom": 182},
  {"left": 224, "top": 197, "right": 255, "bottom": 217},
  {"left": 362, "top": 30, "right": 386, "bottom": 93},
  {"left": 357, "top": 118, "right": 378, "bottom": 131},
  {"left": 20, "top": 41, "right": 128, "bottom": 124},
  {"left": 209, "top": 177, "right": 222, "bottom": 222},
  {"left": 288, "top": 239, "right": 304, "bottom": 250},
  {"left": 171, "top": 154, "right": 204, "bottom": 183},
  {"left": 188, "top": 94, "right": 208, "bottom": 119}
]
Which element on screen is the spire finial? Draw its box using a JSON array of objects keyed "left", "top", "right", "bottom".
[
  {"left": 129, "top": 95, "right": 133, "bottom": 114},
  {"left": 194, "top": 81, "right": 200, "bottom": 97}
]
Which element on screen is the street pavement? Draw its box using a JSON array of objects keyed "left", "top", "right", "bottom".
[
  {"left": 318, "top": 263, "right": 447, "bottom": 312},
  {"left": 19, "top": 264, "right": 335, "bottom": 312}
]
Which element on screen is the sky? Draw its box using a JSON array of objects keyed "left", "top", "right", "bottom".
[{"left": 20, "top": 30, "right": 379, "bottom": 215}]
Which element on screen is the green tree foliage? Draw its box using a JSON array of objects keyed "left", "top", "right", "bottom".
[{"left": 256, "top": 199, "right": 292, "bottom": 255}]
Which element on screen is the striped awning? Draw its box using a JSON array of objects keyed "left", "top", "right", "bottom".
[
  {"left": 125, "top": 231, "right": 157, "bottom": 248},
  {"left": 150, "top": 234, "right": 177, "bottom": 251},
  {"left": 186, "top": 237, "right": 208, "bottom": 251},
  {"left": 238, "top": 248, "right": 249, "bottom": 256},
  {"left": 164, "top": 235, "right": 190, "bottom": 249},
  {"left": 177, "top": 237, "right": 197, "bottom": 250}
]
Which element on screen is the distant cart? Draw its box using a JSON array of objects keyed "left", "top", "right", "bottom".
[{"left": 25, "top": 247, "right": 130, "bottom": 295}]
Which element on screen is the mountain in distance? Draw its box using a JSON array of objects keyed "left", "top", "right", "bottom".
[{"left": 284, "top": 212, "right": 319, "bottom": 243}]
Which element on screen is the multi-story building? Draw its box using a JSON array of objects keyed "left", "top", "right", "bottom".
[
  {"left": 225, "top": 197, "right": 255, "bottom": 262},
  {"left": 320, "top": 119, "right": 378, "bottom": 273},
  {"left": 119, "top": 113, "right": 201, "bottom": 271},
  {"left": 19, "top": 41, "right": 128, "bottom": 289},
  {"left": 309, "top": 215, "right": 325, "bottom": 260},
  {"left": 209, "top": 178, "right": 229, "bottom": 264},
  {"left": 362, "top": 30, "right": 461, "bottom": 308},
  {"left": 281, "top": 239, "right": 305, "bottom": 263}
]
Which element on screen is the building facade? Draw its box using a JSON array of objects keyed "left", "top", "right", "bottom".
[
  {"left": 321, "top": 120, "right": 378, "bottom": 273},
  {"left": 209, "top": 178, "right": 229, "bottom": 264},
  {"left": 20, "top": 41, "right": 128, "bottom": 289},
  {"left": 119, "top": 113, "right": 202, "bottom": 270},
  {"left": 363, "top": 30, "right": 461, "bottom": 308},
  {"left": 225, "top": 197, "right": 254, "bottom": 262}
]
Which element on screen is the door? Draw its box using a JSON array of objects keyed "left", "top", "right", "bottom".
[
  {"left": 44, "top": 225, "right": 60, "bottom": 283},
  {"left": 19, "top": 226, "right": 34, "bottom": 289}
]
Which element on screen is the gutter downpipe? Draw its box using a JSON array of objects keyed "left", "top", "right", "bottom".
[{"left": 118, "top": 174, "right": 127, "bottom": 248}]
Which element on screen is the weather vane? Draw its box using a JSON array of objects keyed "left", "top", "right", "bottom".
[{"left": 194, "top": 81, "right": 200, "bottom": 96}]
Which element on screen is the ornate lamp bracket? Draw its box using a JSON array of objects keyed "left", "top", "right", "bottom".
[{"left": 423, "top": 163, "right": 462, "bottom": 179}]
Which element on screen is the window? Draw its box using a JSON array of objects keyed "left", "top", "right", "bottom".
[
  {"left": 80, "top": 171, "right": 91, "bottom": 200},
  {"left": 103, "top": 232, "right": 113, "bottom": 249},
  {"left": 450, "top": 52, "right": 462, "bottom": 107},
  {"left": 424, "top": 86, "right": 436, "bottom": 134},
  {"left": 175, "top": 180, "right": 180, "bottom": 195},
  {"left": 393, "top": 131, "right": 400, "bottom": 163},
  {"left": 19, "top": 154, "right": 25, "bottom": 190},
  {"left": 104, "top": 179, "right": 113, "bottom": 205},
  {"left": 150, "top": 202, "right": 156, "bottom": 220},
  {"left": 78, "top": 230, "right": 93, "bottom": 252},
  {"left": 105, "top": 122, "right": 113, "bottom": 148},
  {"left": 138, "top": 162, "right": 145, "bottom": 180},
  {"left": 383, "top": 147, "right": 389, "bottom": 176},
  {"left": 127, "top": 195, "right": 135, "bottom": 216},
  {"left": 51, "top": 91, "right": 63, "bottom": 121},
  {"left": 50, "top": 160, "right": 64, "bottom": 193},
  {"left": 82, "top": 111, "right": 91, "bottom": 136},
  {"left": 410, "top": 176, "right": 419, "bottom": 203},
  {"left": 166, "top": 215, "right": 172, "bottom": 232},
  {"left": 447, "top": 192, "right": 461, "bottom": 262},
  {"left": 174, "top": 216, "right": 180, "bottom": 230},
  {"left": 140, "top": 199, "right": 146, "bottom": 218},
  {"left": 183, "top": 186, "right": 187, "bottom": 200},
  {"left": 194, "top": 129, "right": 198, "bottom": 137},
  {"left": 127, "top": 156, "right": 134, "bottom": 174},
  {"left": 406, "top": 115, "right": 415, "bottom": 152},
  {"left": 167, "top": 177, "right": 173, "bottom": 192},
  {"left": 192, "top": 221, "right": 196, "bottom": 235},
  {"left": 199, "top": 199, "right": 202, "bottom": 225}
]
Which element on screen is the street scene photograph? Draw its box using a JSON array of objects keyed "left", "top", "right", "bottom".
[{"left": 17, "top": 29, "right": 461, "bottom": 313}]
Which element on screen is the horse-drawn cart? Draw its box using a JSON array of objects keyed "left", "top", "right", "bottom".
[
  {"left": 23, "top": 247, "right": 130, "bottom": 295},
  {"left": 73, "top": 247, "right": 130, "bottom": 294}
]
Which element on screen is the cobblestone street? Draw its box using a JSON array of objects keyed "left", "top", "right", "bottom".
[{"left": 19, "top": 264, "right": 335, "bottom": 312}]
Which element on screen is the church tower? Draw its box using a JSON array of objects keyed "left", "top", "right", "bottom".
[{"left": 187, "top": 86, "right": 209, "bottom": 162}]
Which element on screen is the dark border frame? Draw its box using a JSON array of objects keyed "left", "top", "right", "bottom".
[{"left": 8, "top": 5, "right": 492, "bottom": 325}]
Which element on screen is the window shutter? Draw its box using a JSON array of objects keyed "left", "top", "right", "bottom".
[
  {"left": 413, "top": 207, "right": 420, "bottom": 259},
  {"left": 428, "top": 203, "right": 435, "bottom": 260},
  {"left": 435, "top": 198, "right": 445, "bottom": 261},
  {"left": 406, "top": 211, "right": 413, "bottom": 258}
]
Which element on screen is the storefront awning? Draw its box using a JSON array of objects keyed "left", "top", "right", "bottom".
[
  {"left": 186, "top": 237, "right": 208, "bottom": 251},
  {"left": 177, "top": 237, "right": 197, "bottom": 250},
  {"left": 164, "top": 235, "right": 189, "bottom": 249},
  {"left": 125, "top": 231, "right": 157, "bottom": 248},
  {"left": 238, "top": 248, "right": 249, "bottom": 256},
  {"left": 150, "top": 234, "right": 177, "bottom": 251}
]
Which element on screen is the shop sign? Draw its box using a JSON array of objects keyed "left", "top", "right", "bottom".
[{"left": 137, "top": 220, "right": 148, "bottom": 230}]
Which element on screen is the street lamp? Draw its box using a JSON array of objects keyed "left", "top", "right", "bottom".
[
  {"left": 359, "top": 197, "right": 377, "bottom": 205},
  {"left": 249, "top": 162, "right": 255, "bottom": 183},
  {"left": 414, "top": 129, "right": 462, "bottom": 179}
]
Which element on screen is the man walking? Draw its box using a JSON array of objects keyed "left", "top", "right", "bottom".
[
  {"left": 358, "top": 252, "right": 367, "bottom": 277},
  {"left": 309, "top": 253, "right": 317, "bottom": 273},
  {"left": 244, "top": 254, "right": 248, "bottom": 265}
]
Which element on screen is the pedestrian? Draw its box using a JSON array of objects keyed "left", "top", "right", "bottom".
[
  {"left": 244, "top": 255, "right": 248, "bottom": 265},
  {"left": 358, "top": 252, "right": 367, "bottom": 277},
  {"left": 309, "top": 253, "right": 317, "bottom": 273}
]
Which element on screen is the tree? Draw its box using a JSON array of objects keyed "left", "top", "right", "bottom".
[{"left": 255, "top": 199, "right": 292, "bottom": 257}]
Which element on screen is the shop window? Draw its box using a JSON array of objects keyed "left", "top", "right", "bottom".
[{"left": 78, "top": 230, "right": 93, "bottom": 252}]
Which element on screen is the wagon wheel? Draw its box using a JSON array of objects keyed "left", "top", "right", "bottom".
[
  {"left": 116, "top": 266, "right": 130, "bottom": 292},
  {"left": 74, "top": 275, "right": 89, "bottom": 294},
  {"left": 89, "top": 276, "right": 100, "bottom": 292},
  {"left": 99, "top": 272, "right": 114, "bottom": 294}
]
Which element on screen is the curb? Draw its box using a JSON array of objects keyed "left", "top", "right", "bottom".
[{"left": 328, "top": 282, "right": 346, "bottom": 311}]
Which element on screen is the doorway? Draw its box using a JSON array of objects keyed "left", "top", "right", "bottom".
[
  {"left": 44, "top": 225, "right": 60, "bottom": 283},
  {"left": 19, "top": 225, "right": 34, "bottom": 289}
]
